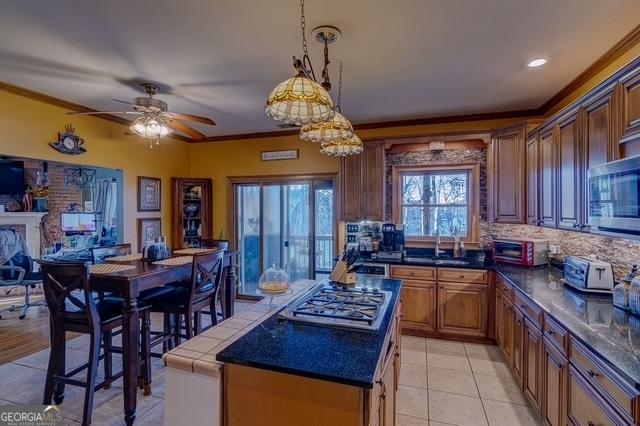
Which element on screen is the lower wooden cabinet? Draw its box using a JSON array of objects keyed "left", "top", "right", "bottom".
[
  {"left": 542, "top": 336, "right": 567, "bottom": 426},
  {"left": 499, "top": 296, "right": 513, "bottom": 360},
  {"left": 400, "top": 281, "right": 436, "bottom": 333},
  {"left": 511, "top": 308, "right": 525, "bottom": 387},
  {"left": 567, "top": 365, "right": 627, "bottom": 426},
  {"left": 437, "top": 282, "right": 487, "bottom": 338},
  {"left": 523, "top": 318, "right": 543, "bottom": 411}
]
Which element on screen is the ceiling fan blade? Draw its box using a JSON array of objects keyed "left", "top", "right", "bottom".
[
  {"left": 168, "top": 111, "right": 215, "bottom": 126},
  {"left": 124, "top": 129, "right": 136, "bottom": 136},
  {"left": 167, "top": 120, "right": 205, "bottom": 140},
  {"left": 112, "top": 98, "right": 134, "bottom": 105},
  {"left": 67, "top": 111, "right": 141, "bottom": 115}
]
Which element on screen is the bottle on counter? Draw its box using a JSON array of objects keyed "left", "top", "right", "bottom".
[{"left": 615, "top": 264, "right": 638, "bottom": 312}]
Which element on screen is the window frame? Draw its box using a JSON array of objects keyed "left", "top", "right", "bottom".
[{"left": 392, "top": 163, "right": 480, "bottom": 246}]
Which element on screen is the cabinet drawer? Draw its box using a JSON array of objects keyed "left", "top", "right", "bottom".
[
  {"left": 390, "top": 265, "right": 436, "bottom": 281},
  {"left": 438, "top": 268, "right": 487, "bottom": 284},
  {"left": 543, "top": 314, "right": 568, "bottom": 356},
  {"left": 568, "top": 365, "right": 628, "bottom": 426},
  {"left": 513, "top": 291, "right": 542, "bottom": 327},
  {"left": 497, "top": 275, "right": 514, "bottom": 300},
  {"left": 570, "top": 338, "right": 638, "bottom": 424}
]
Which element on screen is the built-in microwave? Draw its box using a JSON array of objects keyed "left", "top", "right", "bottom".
[
  {"left": 492, "top": 238, "right": 549, "bottom": 267},
  {"left": 588, "top": 155, "right": 640, "bottom": 234}
]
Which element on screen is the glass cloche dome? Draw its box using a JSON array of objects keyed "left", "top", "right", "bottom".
[{"left": 258, "top": 263, "right": 290, "bottom": 293}]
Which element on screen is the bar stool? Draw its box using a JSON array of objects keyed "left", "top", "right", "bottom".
[{"left": 37, "top": 260, "right": 153, "bottom": 426}]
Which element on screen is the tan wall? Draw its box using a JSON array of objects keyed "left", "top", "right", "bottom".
[{"left": 0, "top": 90, "right": 191, "bottom": 252}]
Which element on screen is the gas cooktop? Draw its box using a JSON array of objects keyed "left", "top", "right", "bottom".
[{"left": 279, "top": 283, "right": 392, "bottom": 332}]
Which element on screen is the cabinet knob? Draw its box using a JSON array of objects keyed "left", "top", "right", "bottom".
[
  {"left": 587, "top": 421, "right": 595, "bottom": 426},
  {"left": 547, "top": 329, "right": 556, "bottom": 336},
  {"left": 520, "top": 304, "right": 527, "bottom": 309},
  {"left": 587, "top": 369, "right": 598, "bottom": 378}
]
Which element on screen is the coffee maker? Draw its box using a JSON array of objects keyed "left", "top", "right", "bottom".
[{"left": 378, "top": 223, "right": 405, "bottom": 261}]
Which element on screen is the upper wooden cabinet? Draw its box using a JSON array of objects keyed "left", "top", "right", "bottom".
[
  {"left": 556, "top": 110, "right": 581, "bottom": 230},
  {"left": 619, "top": 66, "right": 640, "bottom": 146},
  {"left": 339, "top": 140, "right": 385, "bottom": 221},
  {"left": 526, "top": 133, "right": 539, "bottom": 225},
  {"left": 539, "top": 125, "right": 557, "bottom": 228}
]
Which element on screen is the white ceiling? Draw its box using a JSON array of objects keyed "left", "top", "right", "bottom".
[{"left": 1, "top": 0, "right": 639, "bottom": 139}]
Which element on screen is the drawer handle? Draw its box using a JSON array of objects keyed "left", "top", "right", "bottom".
[
  {"left": 459, "top": 275, "right": 465, "bottom": 278},
  {"left": 547, "top": 330, "right": 556, "bottom": 336},
  {"left": 587, "top": 421, "right": 595, "bottom": 426},
  {"left": 587, "top": 369, "right": 598, "bottom": 378},
  {"left": 410, "top": 272, "right": 415, "bottom": 276},
  {"left": 520, "top": 304, "right": 527, "bottom": 309}
]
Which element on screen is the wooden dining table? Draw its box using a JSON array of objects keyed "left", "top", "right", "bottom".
[{"left": 89, "top": 250, "right": 239, "bottom": 425}]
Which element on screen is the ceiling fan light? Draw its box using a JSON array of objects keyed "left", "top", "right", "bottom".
[
  {"left": 265, "top": 73, "right": 335, "bottom": 126},
  {"left": 130, "top": 116, "right": 173, "bottom": 139},
  {"left": 319, "top": 134, "right": 364, "bottom": 156},
  {"left": 299, "top": 111, "right": 354, "bottom": 143}
]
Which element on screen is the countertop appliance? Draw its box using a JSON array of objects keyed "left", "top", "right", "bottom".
[
  {"left": 563, "top": 255, "right": 615, "bottom": 294},
  {"left": 352, "top": 263, "right": 389, "bottom": 277},
  {"left": 279, "top": 282, "right": 392, "bottom": 331},
  {"left": 588, "top": 155, "right": 640, "bottom": 233},
  {"left": 492, "top": 238, "right": 549, "bottom": 267},
  {"left": 379, "top": 223, "right": 405, "bottom": 260}
]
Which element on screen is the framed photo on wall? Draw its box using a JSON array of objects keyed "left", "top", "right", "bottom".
[
  {"left": 138, "top": 217, "right": 161, "bottom": 250},
  {"left": 138, "top": 176, "right": 161, "bottom": 212}
]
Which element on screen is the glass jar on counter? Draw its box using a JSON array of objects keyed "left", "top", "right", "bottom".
[
  {"left": 258, "top": 263, "right": 290, "bottom": 294},
  {"left": 617, "top": 265, "right": 639, "bottom": 312},
  {"left": 628, "top": 274, "right": 640, "bottom": 316}
]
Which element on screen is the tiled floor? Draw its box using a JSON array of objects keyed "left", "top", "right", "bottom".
[
  {"left": 1, "top": 310, "right": 540, "bottom": 425},
  {"left": 397, "top": 336, "right": 542, "bottom": 426}
]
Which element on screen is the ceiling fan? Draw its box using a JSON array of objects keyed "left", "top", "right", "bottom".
[{"left": 68, "top": 83, "right": 215, "bottom": 141}]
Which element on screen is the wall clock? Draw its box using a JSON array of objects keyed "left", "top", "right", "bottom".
[{"left": 50, "top": 124, "right": 86, "bottom": 155}]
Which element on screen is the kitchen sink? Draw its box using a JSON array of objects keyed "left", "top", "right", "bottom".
[{"left": 404, "top": 256, "right": 469, "bottom": 266}]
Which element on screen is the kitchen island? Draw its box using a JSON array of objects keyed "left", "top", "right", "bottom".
[{"left": 162, "top": 276, "right": 402, "bottom": 426}]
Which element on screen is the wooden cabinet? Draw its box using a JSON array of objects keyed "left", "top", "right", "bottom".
[
  {"left": 490, "top": 125, "right": 526, "bottom": 223},
  {"left": 511, "top": 307, "right": 525, "bottom": 387},
  {"left": 557, "top": 111, "right": 582, "bottom": 230},
  {"left": 339, "top": 140, "right": 385, "bottom": 221},
  {"left": 619, "top": 66, "right": 640, "bottom": 147},
  {"left": 523, "top": 318, "right": 543, "bottom": 411},
  {"left": 542, "top": 336, "right": 567, "bottom": 426},
  {"left": 567, "top": 365, "right": 627, "bottom": 426},
  {"left": 171, "top": 178, "right": 212, "bottom": 249},
  {"left": 437, "top": 282, "right": 487, "bottom": 338},
  {"left": 539, "top": 126, "right": 557, "bottom": 228},
  {"left": 399, "top": 281, "right": 436, "bottom": 334},
  {"left": 499, "top": 295, "right": 513, "bottom": 361},
  {"left": 378, "top": 352, "right": 396, "bottom": 426},
  {"left": 526, "top": 132, "right": 539, "bottom": 225}
]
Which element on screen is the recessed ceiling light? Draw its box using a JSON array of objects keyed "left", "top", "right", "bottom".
[{"left": 527, "top": 57, "right": 549, "bottom": 68}]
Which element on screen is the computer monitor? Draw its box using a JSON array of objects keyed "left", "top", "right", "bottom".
[{"left": 61, "top": 213, "right": 97, "bottom": 232}]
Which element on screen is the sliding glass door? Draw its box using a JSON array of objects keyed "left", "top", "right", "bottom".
[{"left": 234, "top": 178, "right": 334, "bottom": 298}]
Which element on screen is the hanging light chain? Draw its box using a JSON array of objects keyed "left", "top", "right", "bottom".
[
  {"left": 336, "top": 62, "right": 343, "bottom": 113},
  {"left": 300, "top": 0, "right": 309, "bottom": 58}
]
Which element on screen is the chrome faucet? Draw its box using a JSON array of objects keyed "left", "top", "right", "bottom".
[{"left": 434, "top": 226, "right": 444, "bottom": 258}]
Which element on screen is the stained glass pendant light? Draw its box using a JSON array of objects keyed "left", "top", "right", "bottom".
[
  {"left": 265, "top": 0, "right": 334, "bottom": 126},
  {"left": 320, "top": 134, "right": 364, "bottom": 156}
]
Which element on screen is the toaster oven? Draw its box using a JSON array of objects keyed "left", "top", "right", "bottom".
[{"left": 492, "top": 238, "right": 549, "bottom": 267}]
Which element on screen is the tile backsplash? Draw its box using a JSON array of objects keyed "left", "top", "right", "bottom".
[{"left": 488, "top": 223, "right": 640, "bottom": 281}]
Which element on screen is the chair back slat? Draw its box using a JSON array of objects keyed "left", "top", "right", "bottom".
[
  {"left": 190, "top": 251, "right": 224, "bottom": 302},
  {"left": 91, "top": 244, "right": 132, "bottom": 264},
  {"left": 36, "top": 260, "right": 100, "bottom": 328}
]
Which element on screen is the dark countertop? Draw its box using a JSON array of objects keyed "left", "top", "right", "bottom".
[
  {"left": 495, "top": 265, "right": 640, "bottom": 388},
  {"left": 216, "top": 277, "right": 402, "bottom": 389},
  {"left": 361, "top": 255, "right": 493, "bottom": 270}
]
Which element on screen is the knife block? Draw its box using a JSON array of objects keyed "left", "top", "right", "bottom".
[{"left": 329, "top": 260, "right": 357, "bottom": 286}]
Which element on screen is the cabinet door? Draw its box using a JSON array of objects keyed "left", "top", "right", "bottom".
[
  {"left": 380, "top": 354, "right": 396, "bottom": 426},
  {"left": 437, "top": 282, "right": 487, "bottom": 338},
  {"left": 511, "top": 308, "right": 525, "bottom": 387},
  {"left": 557, "top": 113, "right": 582, "bottom": 230},
  {"left": 400, "top": 282, "right": 436, "bottom": 333},
  {"left": 567, "top": 365, "right": 626, "bottom": 426},
  {"left": 620, "top": 68, "right": 640, "bottom": 147},
  {"left": 496, "top": 288, "right": 503, "bottom": 347},
  {"left": 361, "top": 141, "right": 386, "bottom": 221},
  {"left": 539, "top": 127, "right": 557, "bottom": 228},
  {"left": 339, "top": 154, "right": 362, "bottom": 221},
  {"left": 491, "top": 127, "right": 526, "bottom": 223},
  {"left": 500, "top": 296, "right": 513, "bottom": 360},
  {"left": 523, "top": 319, "right": 543, "bottom": 411},
  {"left": 582, "top": 89, "right": 617, "bottom": 230},
  {"left": 542, "top": 337, "right": 567, "bottom": 426},
  {"left": 526, "top": 133, "right": 539, "bottom": 225}
]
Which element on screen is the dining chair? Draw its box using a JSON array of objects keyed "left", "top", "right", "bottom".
[
  {"left": 37, "top": 260, "right": 153, "bottom": 426},
  {"left": 144, "top": 250, "right": 224, "bottom": 346},
  {"left": 0, "top": 252, "right": 44, "bottom": 319}
]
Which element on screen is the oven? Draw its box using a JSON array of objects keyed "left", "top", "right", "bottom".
[
  {"left": 492, "top": 238, "right": 549, "bottom": 267},
  {"left": 588, "top": 155, "right": 640, "bottom": 233}
]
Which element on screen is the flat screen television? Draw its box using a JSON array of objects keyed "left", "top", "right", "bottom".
[
  {"left": 0, "top": 160, "right": 25, "bottom": 195},
  {"left": 61, "top": 213, "right": 97, "bottom": 232}
]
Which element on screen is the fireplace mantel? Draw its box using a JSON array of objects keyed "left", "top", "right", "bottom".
[{"left": 0, "top": 212, "right": 49, "bottom": 258}]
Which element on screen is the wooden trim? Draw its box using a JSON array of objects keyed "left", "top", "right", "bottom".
[
  {"left": 227, "top": 172, "right": 338, "bottom": 183},
  {"left": 391, "top": 163, "right": 481, "bottom": 244},
  {"left": 0, "top": 81, "right": 192, "bottom": 143},
  {"left": 540, "top": 24, "right": 640, "bottom": 113},
  {"left": 386, "top": 140, "right": 486, "bottom": 153}
]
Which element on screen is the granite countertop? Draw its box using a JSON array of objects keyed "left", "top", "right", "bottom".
[
  {"left": 216, "top": 277, "right": 403, "bottom": 389},
  {"left": 495, "top": 265, "right": 640, "bottom": 388},
  {"left": 363, "top": 255, "right": 492, "bottom": 270}
]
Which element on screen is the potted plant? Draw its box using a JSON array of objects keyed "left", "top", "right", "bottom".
[{"left": 29, "top": 185, "right": 50, "bottom": 212}]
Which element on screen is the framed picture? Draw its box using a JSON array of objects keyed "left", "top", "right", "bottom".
[
  {"left": 138, "top": 176, "right": 161, "bottom": 212},
  {"left": 138, "top": 218, "right": 162, "bottom": 250}
]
